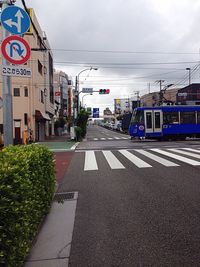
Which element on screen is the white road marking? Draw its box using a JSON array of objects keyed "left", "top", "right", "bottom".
[
  {"left": 151, "top": 148, "right": 200, "bottom": 166},
  {"left": 102, "top": 150, "right": 125, "bottom": 169},
  {"left": 100, "top": 138, "right": 106, "bottom": 140},
  {"left": 108, "top": 138, "right": 113, "bottom": 140},
  {"left": 114, "top": 137, "right": 120, "bottom": 139},
  {"left": 135, "top": 149, "right": 179, "bottom": 167},
  {"left": 93, "top": 138, "right": 98, "bottom": 141},
  {"left": 180, "top": 148, "right": 200, "bottom": 153},
  {"left": 84, "top": 151, "right": 98, "bottom": 171},
  {"left": 119, "top": 150, "right": 152, "bottom": 168},
  {"left": 168, "top": 148, "right": 200, "bottom": 159}
]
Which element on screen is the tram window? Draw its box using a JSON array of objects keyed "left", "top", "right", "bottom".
[
  {"left": 132, "top": 110, "right": 144, "bottom": 123},
  {"left": 180, "top": 112, "right": 196, "bottom": 124},
  {"left": 154, "top": 112, "right": 160, "bottom": 128},
  {"left": 163, "top": 112, "right": 179, "bottom": 124},
  {"left": 146, "top": 112, "right": 152, "bottom": 128},
  {"left": 197, "top": 112, "right": 200, "bottom": 124}
]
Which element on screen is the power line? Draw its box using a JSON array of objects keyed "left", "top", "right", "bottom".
[
  {"left": 53, "top": 60, "right": 199, "bottom": 66},
  {"left": 50, "top": 48, "right": 200, "bottom": 55}
]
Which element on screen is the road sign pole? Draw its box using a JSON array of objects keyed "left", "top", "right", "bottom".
[{"left": 2, "top": 1, "right": 13, "bottom": 145}]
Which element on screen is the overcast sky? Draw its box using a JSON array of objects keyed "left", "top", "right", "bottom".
[{"left": 18, "top": 0, "right": 200, "bottom": 112}]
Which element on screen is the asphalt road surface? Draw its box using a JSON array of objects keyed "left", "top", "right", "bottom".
[{"left": 58, "top": 125, "right": 200, "bottom": 267}]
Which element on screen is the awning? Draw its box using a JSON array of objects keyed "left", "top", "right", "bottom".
[
  {"left": 35, "top": 110, "right": 51, "bottom": 121},
  {"left": 41, "top": 112, "right": 51, "bottom": 121}
]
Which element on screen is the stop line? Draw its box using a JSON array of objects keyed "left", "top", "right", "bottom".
[{"left": 82, "top": 147, "right": 200, "bottom": 171}]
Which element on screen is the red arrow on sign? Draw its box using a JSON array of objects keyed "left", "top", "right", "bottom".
[{"left": 1, "top": 35, "right": 31, "bottom": 65}]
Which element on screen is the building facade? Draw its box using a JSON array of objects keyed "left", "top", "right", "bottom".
[
  {"left": 176, "top": 84, "right": 200, "bottom": 105},
  {"left": 0, "top": 8, "right": 55, "bottom": 143},
  {"left": 140, "top": 88, "right": 179, "bottom": 107}
]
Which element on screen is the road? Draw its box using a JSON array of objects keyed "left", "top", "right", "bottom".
[{"left": 58, "top": 125, "right": 200, "bottom": 267}]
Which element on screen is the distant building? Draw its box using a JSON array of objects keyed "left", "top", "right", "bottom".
[
  {"left": 114, "top": 98, "right": 131, "bottom": 114},
  {"left": 54, "top": 70, "right": 69, "bottom": 119},
  {"left": 176, "top": 83, "right": 200, "bottom": 105},
  {"left": 141, "top": 88, "right": 179, "bottom": 107},
  {"left": 103, "top": 107, "right": 114, "bottom": 121},
  {"left": 103, "top": 107, "right": 112, "bottom": 116}
]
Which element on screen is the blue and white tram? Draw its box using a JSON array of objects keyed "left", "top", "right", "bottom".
[{"left": 129, "top": 106, "right": 200, "bottom": 140}]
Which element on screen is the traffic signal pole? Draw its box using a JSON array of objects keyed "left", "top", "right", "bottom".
[{"left": 2, "top": 0, "right": 13, "bottom": 145}]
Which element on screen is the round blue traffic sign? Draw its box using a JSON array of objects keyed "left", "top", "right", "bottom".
[{"left": 1, "top": 6, "right": 30, "bottom": 35}]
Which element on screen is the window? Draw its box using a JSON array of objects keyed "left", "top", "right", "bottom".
[
  {"left": 24, "top": 113, "right": 28, "bottom": 125},
  {"left": 180, "top": 111, "right": 196, "bottom": 124},
  {"left": 197, "top": 112, "right": 200, "bottom": 124},
  {"left": 163, "top": 112, "right": 179, "bottom": 124},
  {"left": 146, "top": 112, "right": 152, "bottom": 128},
  {"left": 24, "top": 87, "right": 28, "bottom": 97},
  {"left": 131, "top": 110, "right": 144, "bottom": 123},
  {"left": 14, "top": 88, "right": 20, "bottom": 96},
  {"left": 154, "top": 112, "right": 161, "bottom": 128},
  {"left": 41, "top": 90, "right": 44, "bottom": 103},
  {"left": 0, "top": 124, "right": 3, "bottom": 134},
  {"left": 38, "top": 60, "right": 43, "bottom": 75}
]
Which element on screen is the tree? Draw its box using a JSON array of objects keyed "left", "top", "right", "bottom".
[
  {"left": 54, "top": 117, "right": 66, "bottom": 135},
  {"left": 76, "top": 109, "right": 89, "bottom": 138}
]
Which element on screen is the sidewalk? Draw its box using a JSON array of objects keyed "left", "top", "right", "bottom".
[
  {"left": 36, "top": 133, "right": 79, "bottom": 152},
  {"left": 24, "top": 134, "right": 79, "bottom": 267}
]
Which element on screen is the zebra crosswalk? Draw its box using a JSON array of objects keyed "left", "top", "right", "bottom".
[
  {"left": 80, "top": 147, "right": 200, "bottom": 171},
  {"left": 91, "top": 137, "right": 129, "bottom": 141}
]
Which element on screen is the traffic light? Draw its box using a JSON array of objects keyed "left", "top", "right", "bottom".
[{"left": 99, "top": 89, "right": 110, "bottom": 94}]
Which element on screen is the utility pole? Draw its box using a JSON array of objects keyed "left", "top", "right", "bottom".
[
  {"left": 186, "top": 68, "right": 191, "bottom": 85},
  {"left": 2, "top": 0, "right": 14, "bottom": 145},
  {"left": 155, "top": 80, "right": 165, "bottom": 106},
  {"left": 147, "top": 82, "right": 151, "bottom": 93},
  {"left": 135, "top": 91, "right": 140, "bottom": 107}
]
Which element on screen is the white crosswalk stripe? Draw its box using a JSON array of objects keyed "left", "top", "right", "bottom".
[
  {"left": 92, "top": 137, "right": 128, "bottom": 141},
  {"left": 84, "top": 151, "right": 98, "bottom": 171},
  {"left": 135, "top": 149, "right": 179, "bottom": 167},
  {"left": 119, "top": 149, "right": 152, "bottom": 168},
  {"left": 168, "top": 148, "right": 200, "bottom": 159},
  {"left": 102, "top": 150, "right": 125, "bottom": 169},
  {"left": 180, "top": 148, "right": 200, "bottom": 153},
  {"left": 151, "top": 148, "right": 200, "bottom": 166}
]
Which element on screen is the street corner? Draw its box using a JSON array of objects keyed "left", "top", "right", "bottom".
[{"left": 54, "top": 151, "right": 74, "bottom": 183}]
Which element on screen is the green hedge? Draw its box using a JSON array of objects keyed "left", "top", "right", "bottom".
[{"left": 0, "top": 144, "right": 56, "bottom": 267}]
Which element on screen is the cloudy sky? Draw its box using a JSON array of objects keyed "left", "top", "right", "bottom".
[{"left": 18, "top": 0, "right": 200, "bottom": 112}]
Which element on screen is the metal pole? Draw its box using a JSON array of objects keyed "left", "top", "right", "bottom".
[
  {"left": 186, "top": 68, "right": 191, "bottom": 85},
  {"left": 189, "top": 69, "right": 191, "bottom": 85},
  {"left": 74, "top": 75, "right": 78, "bottom": 121},
  {"left": 2, "top": 1, "right": 13, "bottom": 145}
]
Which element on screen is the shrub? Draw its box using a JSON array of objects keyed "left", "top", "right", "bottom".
[
  {"left": 75, "top": 126, "right": 82, "bottom": 141},
  {"left": 0, "top": 144, "right": 56, "bottom": 267}
]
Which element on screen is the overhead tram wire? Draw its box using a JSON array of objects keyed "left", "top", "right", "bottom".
[
  {"left": 21, "top": 0, "right": 47, "bottom": 51},
  {"left": 172, "top": 63, "right": 200, "bottom": 87},
  {"left": 48, "top": 48, "right": 200, "bottom": 55},
  {"left": 53, "top": 60, "right": 199, "bottom": 66}
]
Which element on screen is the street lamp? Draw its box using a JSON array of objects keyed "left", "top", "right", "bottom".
[
  {"left": 186, "top": 68, "right": 191, "bottom": 85},
  {"left": 75, "top": 67, "right": 98, "bottom": 116},
  {"left": 82, "top": 93, "right": 93, "bottom": 109}
]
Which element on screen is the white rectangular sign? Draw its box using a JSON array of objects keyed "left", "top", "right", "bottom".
[
  {"left": 82, "top": 88, "right": 93, "bottom": 93},
  {"left": 2, "top": 65, "right": 32, "bottom": 77},
  {"left": 178, "top": 92, "right": 187, "bottom": 97}
]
